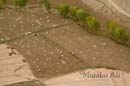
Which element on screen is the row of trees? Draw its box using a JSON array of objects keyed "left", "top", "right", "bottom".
[
  {"left": 0, "top": 0, "right": 51, "bottom": 12},
  {"left": 57, "top": 4, "right": 100, "bottom": 33},
  {"left": 57, "top": 4, "right": 130, "bottom": 46}
]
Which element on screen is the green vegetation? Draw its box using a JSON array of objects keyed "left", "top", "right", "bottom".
[
  {"left": 75, "top": 9, "right": 89, "bottom": 23},
  {"left": 0, "top": 0, "right": 6, "bottom": 8},
  {"left": 107, "top": 21, "right": 130, "bottom": 45},
  {"left": 57, "top": 4, "right": 100, "bottom": 33},
  {"left": 57, "top": 4, "right": 70, "bottom": 18},
  {"left": 69, "top": 6, "right": 79, "bottom": 20},
  {"left": 58, "top": 4, "right": 100, "bottom": 33},
  {"left": 40, "top": 0, "right": 51, "bottom": 13},
  {"left": 13, "top": 0, "right": 28, "bottom": 10},
  {"left": 85, "top": 16, "right": 100, "bottom": 33}
]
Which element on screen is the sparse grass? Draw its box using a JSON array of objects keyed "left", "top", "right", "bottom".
[
  {"left": 75, "top": 9, "right": 88, "bottom": 23},
  {"left": 85, "top": 16, "right": 100, "bottom": 33},
  {"left": 107, "top": 21, "right": 130, "bottom": 45},
  {"left": 57, "top": 4, "right": 70, "bottom": 18},
  {"left": 13, "top": 0, "right": 28, "bottom": 10},
  {"left": 57, "top": 4, "right": 100, "bottom": 34},
  {"left": 69, "top": 6, "right": 79, "bottom": 20},
  {"left": 40, "top": 0, "right": 51, "bottom": 13},
  {"left": 56, "top": 4, "right": 130, "bottom": 47}
]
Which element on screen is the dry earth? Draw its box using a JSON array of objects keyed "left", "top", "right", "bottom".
[
  {"left": 0, "top": 0, "right": 130, "bottom": 80},
  {"left": 0, "top": 44, "right": 35, "bottom": 86}
]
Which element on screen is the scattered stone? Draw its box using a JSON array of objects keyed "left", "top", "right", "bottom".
[
  {"left": 52, "top": 24, "right": 56, "bottom": 28},
  {"left": 80, "top": 50, "right": 83, "bottom": 54},
  {"left": 35, "top": 58, "right": 39, "bottom": 62},
  {"left": 93, "top": 45, "right": 96, "bottom": 48},
  {"left": 38, "top": 68, "right": 41, "bottom": 72},
  {"left": 61, "top": 60, "right": 66, "bottom": 65},
  {"left": 102, "top": 42, "right": 107, "bottom": 46},
  {"left": 71, "top": 52, "right": 75, "bottom": 56}
]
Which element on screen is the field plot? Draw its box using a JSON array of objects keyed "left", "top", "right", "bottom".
[{"left": 0, "top": 0, "right": 130, "bottom": 86}]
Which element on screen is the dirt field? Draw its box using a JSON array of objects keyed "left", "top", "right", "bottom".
[{"left": 0, "top": 0, "right": 130, "bottom": 79}]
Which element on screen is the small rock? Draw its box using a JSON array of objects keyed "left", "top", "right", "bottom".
[
  {"left": 61, "top": 60, "right": 66, "bottom": 65},
  {"left": 93, "top": 45, "right": 96, "bottom": 48}
]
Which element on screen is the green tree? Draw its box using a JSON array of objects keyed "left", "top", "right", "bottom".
[
  {"left": 0, "top": 0, "right": 6, "bottom": 8},
  {"left": 40, "top": 0, "right": 51, "bottom": 13},
  {"left": 13, "top": 0, "right": 28, "bottom": 10},
  {"left": 57, "top": 4, "right": 69, "bottom": 18},
  {"left": 85, "top": 16, "right": 100, "bottom": 33}
]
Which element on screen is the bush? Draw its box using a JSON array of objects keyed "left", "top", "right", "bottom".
[
  {"left": 69, "top": 6, "right": 79, "bottom": 20},
  {"left": 107, "top": 21, "right": 129, "bottom": 43},
  {"left": 40, "top": 0, "right": 51, "bottom": 12},
  {"left": 57, "top": 4, "right": 69, "bottom": 18},
  {"left": 76, "top": 9, "right": 89, "bottom": 23},
  {"left": 0, "top": 0, "right": 6, "bottom": 8},
  {"left": 85, "top": 16, "right": 100, "bottom": 33},
  {"left": 13, "top": 0, "right": 28, "bottom": 10}
]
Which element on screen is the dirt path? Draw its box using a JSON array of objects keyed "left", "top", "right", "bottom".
[
  {"left": 44, "top": 68, "right": 130, "bottom": 86},
  {"left": 108, "top": 0, "right": 130, "bottom": 19},
  {"left": 81, "top": 0, "right": 130, "bottom": 32},
  {"left": 0, "top": 44, "right": 35, "bottom": 86}
]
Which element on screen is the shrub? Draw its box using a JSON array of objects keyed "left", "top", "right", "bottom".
[
  {"left": 40, "top": 0, "right": 51, "bottom": 12},
  {"left": 0, "top": 0, "right": 6, "bottom": 8},
  {"left": 107, "top": 21, "right": 129, "bottom": 43},
  {"left": 85, "top": 16, "right": 100, "bottom": 33},
  {"left": 57, "top": 4, "right": 69, "bottom": 18},
  {"left": 13, "top": 0, "right": 28, "bottom": 10},
  {"left": 69, "top": 6, "right": 79, "bottom": 20},
  {"left": 76, "top": 9, "right": 89, "bottom": 23}
]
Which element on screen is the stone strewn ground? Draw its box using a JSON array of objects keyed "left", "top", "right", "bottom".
[
  {"left": 0, "top": 0, "right": 130, "bottom": 86},
  {"left": 0, "top": 5, "right": 130, "bottom": 79},
  {"left": 41, "top": 23, "right": 130, "bottom": 71},
  {"left": 8, "top": 34, "right": 85, "bottom": 78},
  {"left": 0, "top": 9, "right": 71, "bottom": 40},
  {"left": 0, "top": 44, "right": 35, "bottom": 86}
]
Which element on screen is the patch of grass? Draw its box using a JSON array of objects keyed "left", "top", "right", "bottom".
[
  {"left": 75, "top": 9, "right": 88, "bottom": 23},
  {"left": 40, "top": 0, "right": 51, "bottom": 13},
  {"left": 69, "top": 6, "right": 79, "bottom": 20},
  {"left": 107, "top": 21, "right": 130, "bottom": 45},
  {"left": 13, "top": 0, "right": 28, "bottom": 10},
  {"left": 56, "top": 4, "right": 101, "bottom": 35},
  {"left": 57, "top": 4, "right": 100, "bottom": 34},
  {"left": 85, "top": 16, "right": 100, "bottom": 33},
  {"left": 57, "top": 4, "right": 70, "bottom": 18}
]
